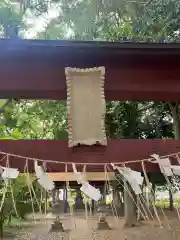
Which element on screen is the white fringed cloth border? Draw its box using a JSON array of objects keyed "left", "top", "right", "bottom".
[{"left": 65, "top": 67, "right": 107, "bottom": 147}]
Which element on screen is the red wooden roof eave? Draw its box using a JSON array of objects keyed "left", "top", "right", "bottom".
[
  {"left": 2, "top": 91, "right": 180, "bottom": 101},
  {"left": 2, "top": 38, "right": 180, "bottom": 51},
  {"left": 1, "top": 39, "right": 180, "bottom": 100},
  {"left": 0, "top": 139, "right": 179, "bottom": 172}
]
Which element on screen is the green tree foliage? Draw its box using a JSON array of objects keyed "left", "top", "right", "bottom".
[
  {"left": 0, "top": 100, "right": 67, "bottom": 139},
  {"left": 0, "top": 0, "right": 178, "bottom": 145},
  {"left": 0, "top": 1, "right": 178, "bottom": 157},
  {"left": 0, "top": 0, "right": 180, "bottom": 219},
  {"left": 0, "top": 173, "right": 42, "bottom": 238}
]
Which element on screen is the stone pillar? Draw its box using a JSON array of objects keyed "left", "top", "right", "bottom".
[
  {"left": 112, "top": 189, "right": 124, "bottom": 217},
  {"left": 124, "top": 180, "right": 137, "bottom": 227},
  {"left": 63, "top": 184, "right": 68, "bottom": 213},
  {"left": 91, "top": 199, "right": 95, "bottom": 214},
  {"left": 99, "top": 186, "right": 105, "bottom": 202},
  {"left": 74, "top": 189, "right": 84, "bottom": 211},
  {"left": 96, "top": 203, "right": 111, "bottom": 230},
  {"left": 54, "top": 189, "right": 58, "bottom": 202},
  {"left": 103, "top": 182, "right": 107, "bottom": 202},
  {"left": 52, "top": 188, "right": 56, "bottom": 204}
]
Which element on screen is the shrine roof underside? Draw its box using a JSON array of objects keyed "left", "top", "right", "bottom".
[{"left": 0, "top": 39, "right": 180, "bottom": 100}]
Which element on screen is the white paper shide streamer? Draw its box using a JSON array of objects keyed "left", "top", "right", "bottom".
[
  {"left": 171, "top": 165, "right": 180, "bottom": 176},
  {"left": 35, "top": 161, "right": 54, "bottom": 190},
  {"left": 72, "top": 163, "right": 86, "bottom": 185},
  {"left": 0, "top": 166, "right": 19, "bottom": 180},
  {"left": 72, "top": 163, "right": 101, "bottom": 201},
  {"left": 151, "top": 153, "right": 180, "bottom": 176},
  {"left": 112, "top": 164, "right": 143, "bottom": 195},
  {"left": 80, "top": 182, "right": 101, "bottom": 202},
  {"left": 151, "top": 154, "right": 173, "bottom": 176}
]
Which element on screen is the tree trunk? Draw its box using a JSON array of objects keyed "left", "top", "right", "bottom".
[
  {"left": 151, "top": 181, "right": 156, "bottom": 203},
  {"left": 8, "top": 214, "right": 12, "bottom": 227},
  {"left": 169, "top": 189, "right": 174, "bottom": 211},
  {"left": 44, "top": 190, "right": 48, "bottom": 213},
  {"left": 0, "top": 220, "right": 4, "bottom": 239},
  {"left": 52, "top": 188, "right": 56, "bottom": 204},
  {"left": 168, "top": 102, "right": 180, "bottom": 140},
  {"left": 56, "top": 189, "right": 60, "bottom": 201},
  {"left": 137, "top": 197, "right": 143, "bottom": 221},
  {"left": 63, "top": 185, "right": 68, "bottom": 213},
  {"left": 112, "top": 190, "right": 124, "bottom": 217},
  {"left": 91, "top": 199, "right": 95, "bottom": 214},
  {"left": 168, "top": 101, "right": 180, "bottom": 211},
  {"left": 124, "top": 180, "right": 137, "bottom": 227}
]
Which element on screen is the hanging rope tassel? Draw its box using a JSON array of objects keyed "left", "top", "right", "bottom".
[
  {"left": 110, "top": 164, "right": 147, "bottom": 222},
  {"left": 83, "top": 164, "right": 89, "bottom": 222},
  {"left": 65, "top": 163, "right": 76, "bottom": 229},
  {"left": 0, "top": 155, "right": 9, "bottom": 213},
  {"left": 141, "top": 161, "right": 164, "bottom": 228},
  {"left": 105, "top": 165, "right": 119, "bottom": 228},
  {"left": 25, "top": 159, "right": 36, "bottom": 224}
]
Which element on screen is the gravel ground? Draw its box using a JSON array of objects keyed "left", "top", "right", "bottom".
[{"left": 7, "top": 211, "right": 180, "bottom": 240}]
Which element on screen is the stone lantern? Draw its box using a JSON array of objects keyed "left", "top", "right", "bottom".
[
  {"left": 97, "top": 203, "right": 111, "bottom": 230},
  {"left": 50, "top": 200, "right": 64, "bottom": 232}
]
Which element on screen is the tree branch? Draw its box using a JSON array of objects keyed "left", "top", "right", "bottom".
[
  {"left": 0, "top": 99, "right": 12, "bottom": 114},
  {"left": 138, "top": 103, "right": 156, "bottom": 112}
]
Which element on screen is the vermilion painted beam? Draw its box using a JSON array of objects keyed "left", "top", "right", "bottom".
[
  {"left": 1, "top": 39, "right": 180, "bottom": 100},
  {"left": 0, "top": 139, "right": 179, "bottom": 172}
]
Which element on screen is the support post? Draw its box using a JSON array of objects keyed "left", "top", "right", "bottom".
[
  {"left": 124, "top": 180, "right": 137, "bottom": 227},
  {"left": 91, "top": 199, "right": 95, "bottom": 215},
  {"left": 52, "top": 188, "right": 56, "bottom": 204},
  {"left": 112, "top": 189, "right": 124, "bottom": 217},
  {"left": 55, "top": 189, "right": 59, "bottom": 202},
  {"left": 74, "top": 189, "right": 84, "bottom": 211},
  {"left": 63, "top": 184, "right": 68, "bottom": 213}
]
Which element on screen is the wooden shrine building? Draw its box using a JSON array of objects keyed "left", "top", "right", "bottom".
[{"left": 0, "top": 39, "right": 180, "bottom": 172}]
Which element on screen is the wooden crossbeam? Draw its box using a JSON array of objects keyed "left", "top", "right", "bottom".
[
  {"left": 0, "top": 39, "right": 180, "bottom": 100},
  {"left": 0, "top": 139, "right": 179, "bottom": 172}
]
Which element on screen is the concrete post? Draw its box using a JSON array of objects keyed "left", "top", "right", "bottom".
[{"left": 124, "top": 180, "right": 137, "bottom": 227}]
